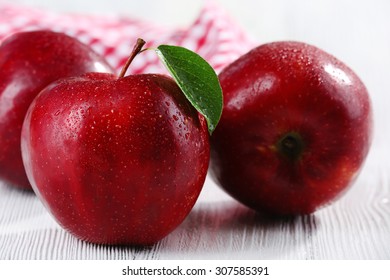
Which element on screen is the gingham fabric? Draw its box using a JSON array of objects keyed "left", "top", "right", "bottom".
[{"left": 0, "top": 1, "right": 255, "bottom": 74}]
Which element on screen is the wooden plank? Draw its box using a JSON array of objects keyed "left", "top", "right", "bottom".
[{"left": 1, "top": 155, "right": 389, "bottom": 260}]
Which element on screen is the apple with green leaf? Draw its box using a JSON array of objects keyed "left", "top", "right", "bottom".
[
  {"left": 0, "top": 30, "right": 113, "bottom": 189},
  {"left": 210, "top": 41, "right": 373, "bottom": 216},
  {"left": 21, "top": 39, "right": 222, "bottom": 245}
]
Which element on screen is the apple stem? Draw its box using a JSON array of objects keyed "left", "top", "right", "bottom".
[{"left": 118, "top": 38, "right": 146, "bottom": 78}]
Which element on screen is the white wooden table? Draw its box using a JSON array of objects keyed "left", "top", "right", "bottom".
[{"left": 1, "top": 0, "right": 389, "bottom": 260}]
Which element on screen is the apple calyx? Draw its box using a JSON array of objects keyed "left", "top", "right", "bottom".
[
  {"left": 276, "top": 131, "right": 305, "bottom": 161},
  {"left": 118, "top": 38, "right": 146, "bottom": 78}
]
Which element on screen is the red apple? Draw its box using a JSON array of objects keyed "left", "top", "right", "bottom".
[
  {"left": 21, "top": 40, "right": 210, "bottom": 245},
  {"left": 0, "top": 30, "right": 113, "bottom": 189},
  {"left": 210, "top": 41, "right": 373, "bottom": 216}
]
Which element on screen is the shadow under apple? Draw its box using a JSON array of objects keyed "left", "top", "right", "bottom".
[{"left": 156, "top": 200, "right": 321, "bottom": 259}]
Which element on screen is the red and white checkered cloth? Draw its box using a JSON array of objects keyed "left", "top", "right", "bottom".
[{"left": 0, "top": 1, "right": 255, "bottom": 74}]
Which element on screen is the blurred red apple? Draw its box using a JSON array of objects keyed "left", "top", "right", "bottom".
[{"left": 0, "top": 30, "right": 113, "bottom": 189}]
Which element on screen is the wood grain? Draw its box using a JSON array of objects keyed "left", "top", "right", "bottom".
[{"left": 1, "top": 152, "right": 389, "bottom": 260}]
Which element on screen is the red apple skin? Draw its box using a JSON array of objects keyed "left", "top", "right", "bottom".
[
  {"left": 210, "top": 41, "right": 373, "bottom": 216},
  {"left": 0, "top": 30, "right": 114, "bottom": 189},
  {"left": 21, "top": 73, "right": 209, "bottom": 245}
]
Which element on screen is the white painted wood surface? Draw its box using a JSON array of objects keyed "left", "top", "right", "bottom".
[{"left": 1, "top": 0, "right": 390, "bottom": 259}]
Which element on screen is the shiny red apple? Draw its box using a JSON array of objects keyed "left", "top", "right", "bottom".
[
  {"left": 210, "top": 41, "right": 373, "bottom": 216},
  {"left": 0, "top": 30, "right": 113, "bottom": 189},
  {"left": 21, "top": 40, "right": 210, "bottom": 245}
]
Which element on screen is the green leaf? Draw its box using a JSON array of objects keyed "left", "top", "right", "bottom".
[{"left": 155, "top": 45, "right": 223, "bottom": 134}]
